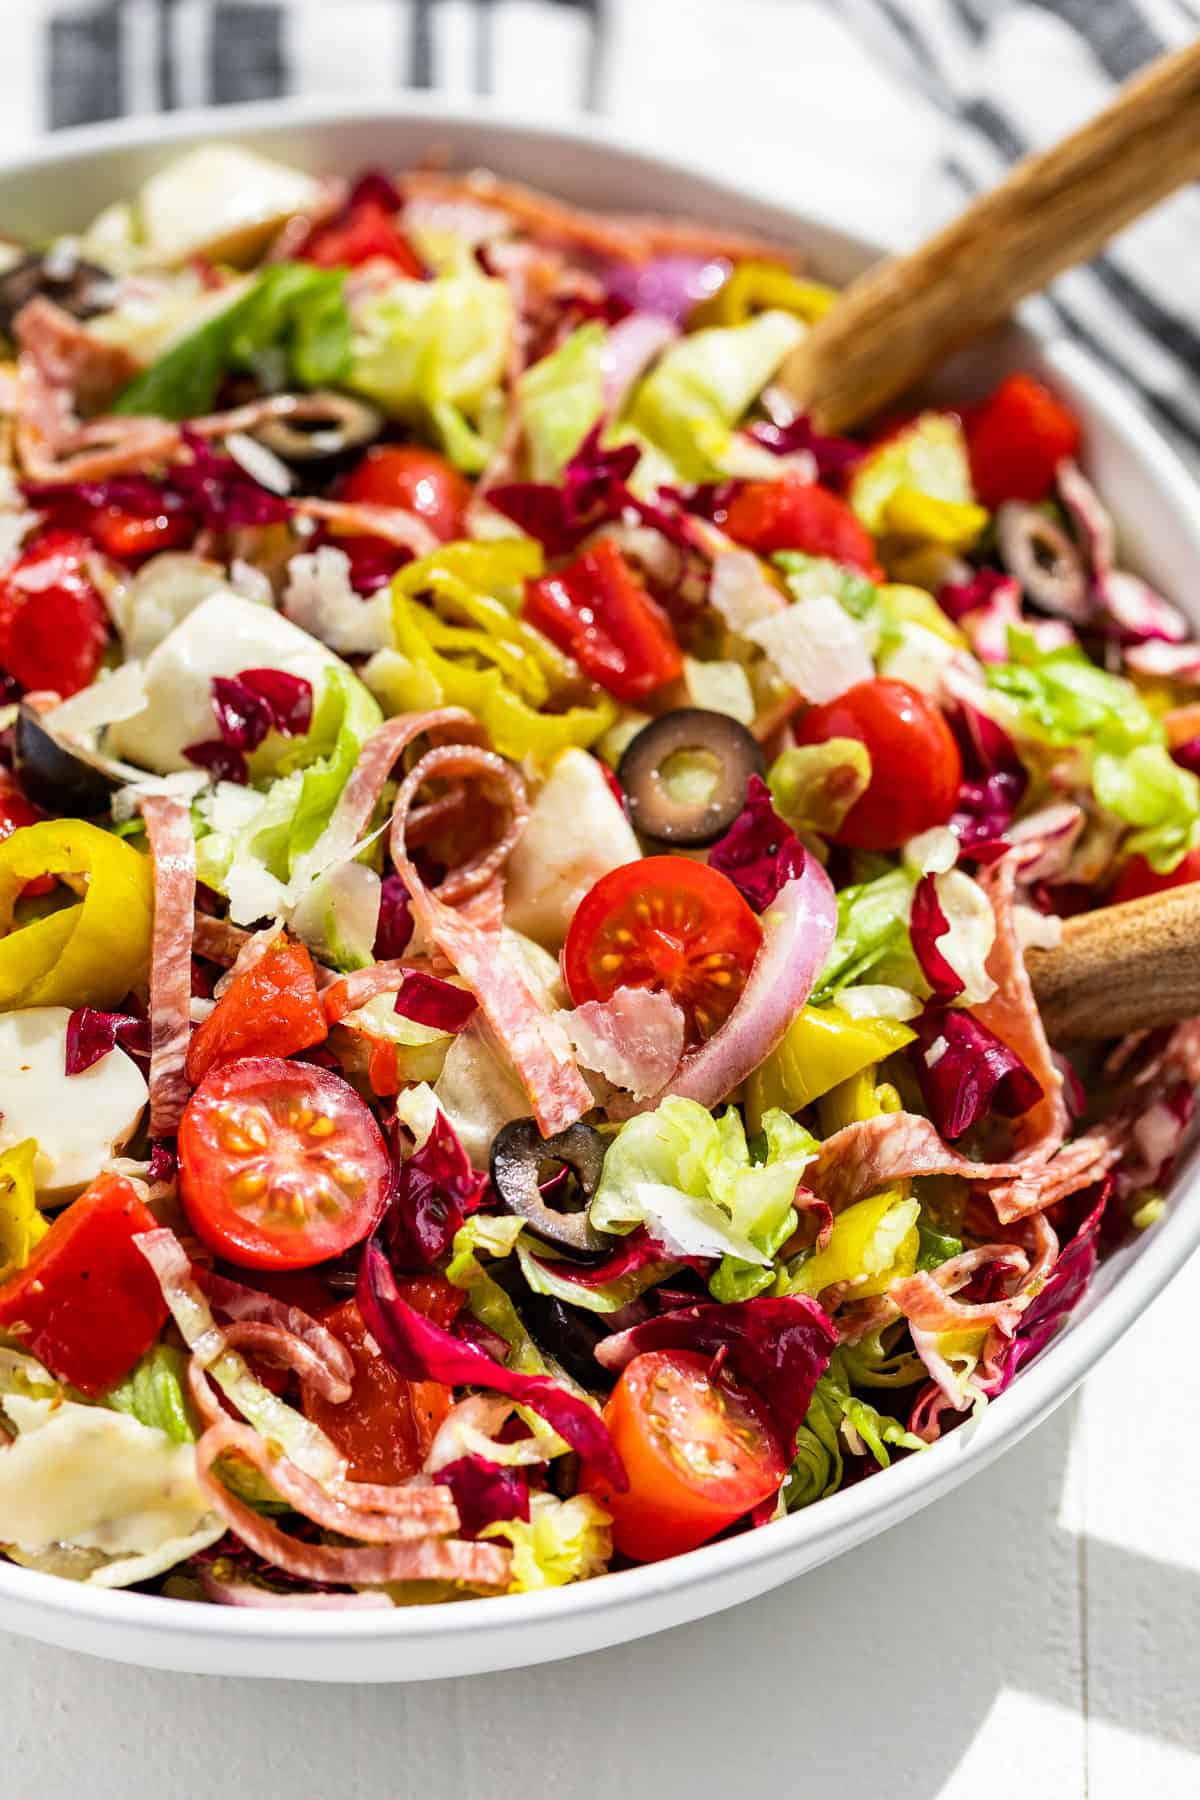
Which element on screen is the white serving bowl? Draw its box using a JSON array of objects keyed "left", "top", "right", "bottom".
[{"left": 1, "top": 96, "right": 1198, "bottom": 1683}]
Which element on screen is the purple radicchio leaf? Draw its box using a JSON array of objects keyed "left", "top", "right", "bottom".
[
  {"left": 909, "top": 1006, "right": 1043, "bottom": 1142},
  {"left": 437, "top": 1456, "right": 530, "bottom": 1538},
  {"left": 708, "top": 774, "right": 807, "bottom": 912}
]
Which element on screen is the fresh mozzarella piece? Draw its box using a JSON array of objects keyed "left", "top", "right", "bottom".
[
  {"left": 504, "top": 748, "right": 641, "bottom": 950},
  {"left": 0, "top": 1397, "right": 222, "bottom": 1586},
  {"left": 138, "top": 146, "right": 325, "bottom": 266},
  {"left": 108, "top": 590, "right": 342, "bottom": 774},
  {"left": 0, "top": 1008, "right": 148, "bottom": 1196}
]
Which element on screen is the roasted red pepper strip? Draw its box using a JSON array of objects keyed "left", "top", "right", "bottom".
[
  {"left": 523, "top": 538, "right": 683, "bottom": 704},
  {"left": 965, "top": 373, "right": 1081, "bottom": 506},
  {"left": 0, "top": 1173, "right": 168, "bottom": 1395},
  {"left": 719, "top": 474, "right": 883, "bottom": 578},
  {"left": 0, "top": 529, "right": 109, "bottom": 697},
  {"left": 303, "top": 198, "right": 424, "bottom": 275},
  {"left": 184, "top": 933, "right": 328, "bottom": 1087}
]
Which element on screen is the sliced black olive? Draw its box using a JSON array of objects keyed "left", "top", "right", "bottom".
[
  {"left": 618, "top": 708, "right": 765, "bottom": 847},
  {"left": 515, "top": 1293, "right": 616, "bottom": 1392},
  {"left": 489, "top": 1118, "right": 611, "bottom": 1256},
  {"left": 996, "top": 502, "right": 1089, "bottom": 622},
  {"left": 0, "top": 248, "right": 116, "bottom": 339},
  {"left": 250, "top": 392, "right": 383, "bottom": 467},
  {"left": 14, "top": 703, "right": 121, "bottom": 815}
]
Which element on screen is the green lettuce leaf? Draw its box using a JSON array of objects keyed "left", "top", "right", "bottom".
[
  {"left": 811, "top": 866, "right": 922, "bottom": 1001},
  {"left": 346, "top": 269, "right": 512, "bottom": 472},
  {"left": 194, "top": 663, "right": 382, "bottom": 926},
  {"left": 104, "top": 1344, "right": 196, "bottom": 1444},
  {"left": 625, "top": 310, "right": 805, "bottom": 481},
  {"left": 988, "top": 633, "right": 1200, "bottom": 870},
  {"left": 589, "top": 1096, "right": 817, "bottom": 1301},
  {"left": 481, "top": 1492, "right": 612, "bottom": 1591},
  {"left": 520, "top": 323, "right": 606, "bottom": 481},
  {"left": 784, "top": 1348, "right": 925, "bottom": 1510},
  {"left": 113, "top": 262, "right": 351, "bottom": 419}
]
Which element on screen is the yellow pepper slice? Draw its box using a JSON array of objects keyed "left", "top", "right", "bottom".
[
  {"left": 878, "top": 583, "right": 968, "bottom": 649},
  {"left": 0, "top": 1139, "right": 46, "bottom": 1283},
  {"left": 689, "top": 260, "right": 837, "bottom": 329},
  {"left": 392, "top": 594, "right": 616, "bottom": 762},
  {"left": 849, "top": 412, "right": 975, "bottom": 535},
  {"left": 789, "top": 1187, "right": 920, "bottom": 1299},
  {"left": 882, "top": 488, "right": 989, "bottom": 552},
  {"left": 818, "top": 1065, "right": 904, "bottom": 1137},
  {"left": 0, "top": 821, "right": 154, "bottom": 1010},
  {"left": 746, "top": 1004, "right": 915, "bottom": 1134}
]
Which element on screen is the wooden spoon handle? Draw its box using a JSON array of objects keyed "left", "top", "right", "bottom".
[
  {"left": 1026, "top": 883, "right": 1200, "bottom": 1040},
  {"left": 780, "top": 40, "right": 1200, "bottom": 432}
]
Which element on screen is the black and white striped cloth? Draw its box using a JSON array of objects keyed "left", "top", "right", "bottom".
[{"left": 3, "top": 1, "right": 1198, "bottom": 450}]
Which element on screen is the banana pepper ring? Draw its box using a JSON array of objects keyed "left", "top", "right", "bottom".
[{"left": 0, "top": 820, "right": 154, "bottom": 1009}]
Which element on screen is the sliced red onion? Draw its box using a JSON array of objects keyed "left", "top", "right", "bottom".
[
  {"left": 601, "top": 254, "right": 730, "bottom": 324},
  {"left": 1056, "top": 459, "right": 1116, "bottom": 580},
  {"left": 1104, "top": 572, "right": 1190, "bottom": 646},
  {"left": 658, "top": 854, "right": 837, "bottom": 1109},
  {"left": 199, "top": 1572, "right": 392, "bottom": 1609},
  {"left": 1124, "top": 640, "right": 1200, "bottom": 681},
  {"left": 600, "top": 311, "right": 678, "bottom": 413}
]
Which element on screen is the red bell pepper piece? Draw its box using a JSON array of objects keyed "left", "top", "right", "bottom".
[
  {"left": 184, "top": 933, "right": 328, "bottom": 1087},
  {"left": 0, "top": 529, "right": 110, "bottom": 698},
  {"left": 0, "top": 1173, "right": 168, "bottom": 1395},
  {"left": 965, "top": 373, "right": 1081, "bottom": 506},
  {"left": 523, "top": 538, "right": 683, "bottom": 704},
  {"left": 719, "top": 474, "right": 883, "bottom": 579},
  {"left": 302, "top": 198, "right": 424, "bottom": 276}
]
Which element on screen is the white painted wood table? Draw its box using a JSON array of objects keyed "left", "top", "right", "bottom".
[{"left": 3, "top": 1244, "right": 1197, "bottom": 1800}]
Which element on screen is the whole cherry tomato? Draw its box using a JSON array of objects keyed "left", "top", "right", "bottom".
[{"left": 793, "top": 678, "right": 962, "bottom": 851}]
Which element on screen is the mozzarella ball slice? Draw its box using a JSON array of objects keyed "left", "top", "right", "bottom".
[{"left": 0, "top": 1008, "right": 148, "bottom": 1197}]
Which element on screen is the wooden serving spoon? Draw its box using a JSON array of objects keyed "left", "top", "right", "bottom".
[
  {"left": 779, "top": 39, "right": 1200, "bottom": 431},
  {"left": 1026, "top": 884, "right": 1200, "bottom": 1041}
]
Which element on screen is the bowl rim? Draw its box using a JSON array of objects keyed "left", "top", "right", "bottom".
[{"left": 1, "top": 89, "right": 1199, "bottom": 1653}]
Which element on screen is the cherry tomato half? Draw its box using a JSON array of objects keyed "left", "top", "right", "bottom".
[
  {"left": 794, "top": 678, "right": 962, "bottom": 851},
  {"left": 0, "top": 1173, "right": 167, "bottom": 1396},
  {"left": 720, "top": 475, "right": 883, "bottom": 579},
  {"left": 178, "top": 1057, "right": 390, "bottom": 1270},
  {"left": 1110, "top": 846, "right": 1200, "bottom": 907},
  {"left": 340, "top": 445, "right": 471, "bottom": 543},
  {"left": 301, "top": 1289, "right": 461, "bottom": 1484},
  {"left": 582, "top": 1349, "right": 786, "bottom": 1563},
  {"left": 88, "top": 506, "right": 193, "bottom": 563},
  {"left": 563, "top": 856, "right": 762, "bottom": 1041},
  {"left": 0, "top": 529, "right": 109, "bottom": 698}
]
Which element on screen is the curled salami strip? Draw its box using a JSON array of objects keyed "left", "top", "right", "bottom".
[
  {"left": 973, "top": 850, "right": 1068, "bottom": 1163},
  {"left": 295, "top": 495, "right": 438, "bottom": 555},
  {"left": 196, "top": 1269, "right": 355, "bottom": 1398},
  {"left": 194, "top": 1415, "right": 510, "bottom": 1589},
  {"left": 139, "top": 793, "right": 196, "bottom": 1137}
]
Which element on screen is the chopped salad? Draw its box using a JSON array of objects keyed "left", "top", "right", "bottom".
[{"left": 0, "top": 145, "right": 1195, "bottom": 1605}]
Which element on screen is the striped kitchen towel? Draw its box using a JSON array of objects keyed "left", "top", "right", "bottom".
[{"left": 2, "top": 0, "right": 1197, "bottom": 449}]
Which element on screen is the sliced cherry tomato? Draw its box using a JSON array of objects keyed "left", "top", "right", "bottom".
[
  {"left": 524, "top": 538, "right": 684, "bottom": 703},
  {"left": 0, "top": 1173, "right": 167, "bottom": 1395},
  {"left": 88, "top": 506, "right": 193, "bottom": 562},
  {"left": 563, "top": 855, "right": 762, "bottom": 1040},
  {"left": 178, "top": 1057, "right": 390, "bottom": 1270},
  {"left": 0, "top": 772, "right": 54, "bottom": 896},
  {"left": 339, "top": 444, "right": 472, "bottom": 548},
  {"left": 719, "top": 474, "right": 883, "bottom": 579},
  {"left": 184, "top": 933, "right": 328, "bottom": 1087},
  {"left": 1110, "top": 846, "right": 1200, "bottom": 906},
  {"left": 303, "top": 199, "right": 424, "bottom": 275},
  {"left": 965, "top": 373, "right": 1081, "bottom": 507},
  {"left": 794, "top": 677, "right": 962, "bottom": 851},
  {"left": 0, "top": 529, "right": 109, "bottom": 698},
  {"left": 300, "top": 1288, "right": 461, "bottom": 1484},
  {"left": 582, "top": 1349, "right": 786, "bottom": 1563}
]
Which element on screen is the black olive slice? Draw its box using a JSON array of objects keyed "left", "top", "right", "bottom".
[
  {"left": 13, "top": 704, "right": 121, "bottom": 816},
  {"left": 0, "top": 249, "right": 116, "bottom": 339},
  {"left": 618, "top": 708, "right": 765, "bottom": 847},
  {"left": 251, "top": 392, "right": 384, "bottom": 466},
  {"left": 996, "top": 502, "right": 1089, "bottom": 622},
  {"left": 489, "top": 1118, "right": 611, "bottom": 1255}
]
